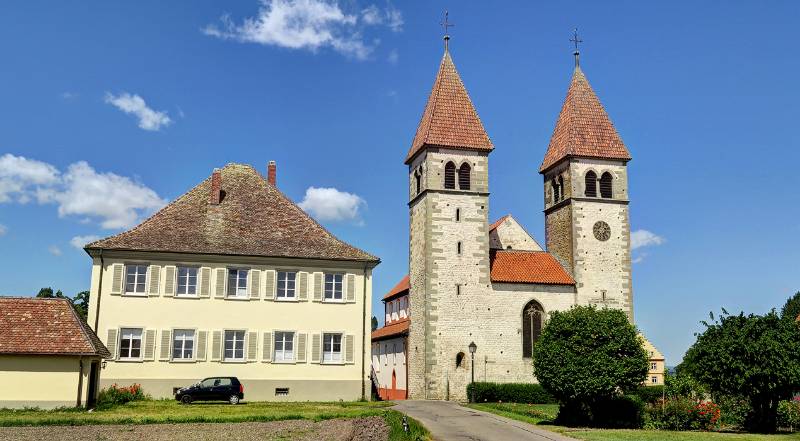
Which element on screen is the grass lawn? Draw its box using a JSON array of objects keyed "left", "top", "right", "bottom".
[
  {"left": 467, "top": 403, "right": 800, "bottom": 441},
  {"left": 0, "top": 400, "right": 393, "bottom": 427}
]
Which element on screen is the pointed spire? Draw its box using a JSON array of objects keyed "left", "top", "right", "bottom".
[
  {"left": 405, "top": 45, "right": 493, "bottom": 164},
  {"left": 539, "top": 66, "right": 631, "bottom": 173}
]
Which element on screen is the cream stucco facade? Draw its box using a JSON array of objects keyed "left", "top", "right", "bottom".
[
  {"left": 0, "top": 355, "right": 100, "bottom": 409},
  {"left": 87, "top": 250, "right": 373, "bottom": 402}
]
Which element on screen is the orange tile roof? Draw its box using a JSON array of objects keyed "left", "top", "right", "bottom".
[
  {"left": 540, "top": 66, "right": 631, "bottom": 173},
  {"left": 489, "top": 215, "right": 510, "bottom": 232},
  {"left": 405, "top": 49, "right": 493, "bottom": 164},
  {"left": 0, "top": 297, "right": 110, "bottom": 357},
  {"left": 371, "top": 319, "right": 409, "bottom": 341},
  {"left": 382, "top": 275, "right": 410, "bottom": 301},
  {"left": 490, "top": 250, "right": 575, "bottom": 285}
]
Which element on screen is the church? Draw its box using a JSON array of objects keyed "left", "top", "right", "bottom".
[{"left": 371, "top": 34, "right": 664, "bottom": 401}]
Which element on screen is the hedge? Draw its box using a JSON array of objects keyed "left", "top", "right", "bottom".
[
  {"left": 631, "top": 385, "right": 665, "bottom": 404},
  {"left": 466, "top": 382, "right": 556, "bottom": 404}
]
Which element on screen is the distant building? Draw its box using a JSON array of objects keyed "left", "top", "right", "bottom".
[
  {"left": 85, "top": 163, "right": 379, "bottom": 401},
  {"left": 372, "top": 35, "right": 663, "bottom": 400},
  {"left": 642, "top": 336, "right": 666, "bottom": 386},
  {"left": 0, "top": 297, "right": 110, "bottom": 408}
]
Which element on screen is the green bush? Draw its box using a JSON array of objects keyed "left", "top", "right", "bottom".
[
  {"left": 716, "top": 394, "right": 749, "bottom": 429},
  {"left": 777, "top": 400, "right": 800, "bottom": 431},
  {"left": 644, "top": 397, "right": 721, "bottom": 431},
  {"left": 632, "top": 386, "right": 664, "bottom": 404},
  {"left": 589, "top": 395, "right": 645, "bottom": 429},
  {"left": 466, "top": 382, "right": 556, "bottom": 404},
  {"left": 96, "top": 383, "right": 149, "bottom": 409}
]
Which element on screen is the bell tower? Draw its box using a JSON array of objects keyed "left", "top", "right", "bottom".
[
  {"left": 406, "top": 34, "right": 493, "bottom": 400},
  {"left": 540, "top": 51, "right": 634, "bottom": 320}
]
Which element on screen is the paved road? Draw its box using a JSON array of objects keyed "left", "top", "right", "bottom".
[{"left": 394, "top": 400, "right": 575, "bottom": 441}]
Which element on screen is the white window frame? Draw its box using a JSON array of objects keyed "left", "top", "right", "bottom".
[
  {"left": 176, "top": 266, "right": 199, "bottom": 297},
  {"left": 172, "top": 329, "right": 196, "bottom": 361},
  {"left": 324, "top": 273, "right": 343, "bottom": 302},
  {"left": 650, "top": 362, "right": 657, "bottom": 370},
  {"left": 227, "top": 268, "right": 249, "bottom": 298},
  {"left": 118, "top": 327, "right": 143, "bottom": 361},
  {"left": 322, "top": 333, "right": 343, "bottom": 364},
  {"left": 651, "top": 376, "right": 658, "bottom": 384},
  {"left": 124, "top": 264, "right": 148, "bottom": 295},
  {"left": 276, "top": 271, "right": 297, "bottom": 301},
  {"left": 273, "top": 331, "right": 295, "bottom": 362},
  {"left": 223, "top": 330, "right": 246, "bottom": 362}
]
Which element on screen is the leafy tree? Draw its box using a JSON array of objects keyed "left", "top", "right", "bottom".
[
  {"left": 532, "top": 305, "right": 649, "bottom": 426},
  {"left": 781, "top": 291, "right": 800, "bottom": 322},
  {"left": 73, "top": 291, "right": 90, "bottom": 320},
  {"left": 683, "top": 310, "right": 800, "bottom": 433},
  {"left": 36, "top": 287, "right": 66, "bottom": 298},
  {"left": 371, "top": 316, "right": 378, "bottom": 332}
]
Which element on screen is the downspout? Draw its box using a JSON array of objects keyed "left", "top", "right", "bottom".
[
  {"left": 93, "top": 250, "right": 104, "bottom": 331},
  {"left": 361, "top": 264, "right": 368, "bottom": 401},
  {"left": 76, "top": 357, "right": 84, "bottom": 407}
]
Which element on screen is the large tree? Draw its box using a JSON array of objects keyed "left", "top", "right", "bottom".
[
  {"left": 532, "top": 305, "right": 649, "bottom": 425},
  {"left": 683, "top": 310, "right": 800, "bottom": 433},
  {"left": 781, "top": 291, "right": 800, "bottom": 322},
  {"left": 35, "top": 287, "right": 90, "bottom": 320}
]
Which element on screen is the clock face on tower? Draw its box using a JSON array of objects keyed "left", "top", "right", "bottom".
[{"left": 593, "top": 221, "right": 611, "bottom": 241}]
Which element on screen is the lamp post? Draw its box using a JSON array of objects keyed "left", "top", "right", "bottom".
[{"left": 468, "top": 341, "right": 477, "bottom": 403}]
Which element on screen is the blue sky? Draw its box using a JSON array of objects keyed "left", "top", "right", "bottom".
[{"left": 1, "top": 1, "right": 798, "bottom": 365}]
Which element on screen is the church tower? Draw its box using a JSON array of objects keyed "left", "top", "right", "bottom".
[
  {"left": 540, "top": 52, "right": 634, "bottom": 320},
  {"left": 406, "top": 35, "right": 493, "bottom": 399}
]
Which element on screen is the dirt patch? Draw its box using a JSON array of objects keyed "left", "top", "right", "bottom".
[{"left": 0, "top": 417, "right": 390, "bottom": 441}]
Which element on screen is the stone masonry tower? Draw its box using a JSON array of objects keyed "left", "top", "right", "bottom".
[
  {"left": 405, "top": 37, "right": 494, "bottom": 399},
  {"left": 540, "top": 57, "right": 635, "bottom": 320}
]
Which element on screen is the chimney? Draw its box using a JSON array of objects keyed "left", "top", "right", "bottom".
[
  {"left": 267, "top": 161, "right": 277, "bottom": 186},
  {"left": 209, "top": 168, "right": 221, "bottom": 205}
]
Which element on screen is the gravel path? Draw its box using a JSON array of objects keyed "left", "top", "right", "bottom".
[{"left": 0, "top": 416, "right": 389, "bottom": 441}]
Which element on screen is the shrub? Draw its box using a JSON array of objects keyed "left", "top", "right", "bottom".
[
  {"left": 691, "top": 401, "right": 721, "bottom": 431},
  {"left": 589, "top": 395, "right": 645, "bottom": 429},
  {"left": 632, "top": 385, "right": 664, "bottom": 404},
  {"left": 778, "top": 400, "right": 800, "bottom": 431},
  {"left": 645, "top": 397, "right": 721, "bottom": 431},
  {"left": 466, "top": 382, "right": 556, "bottom": 404},
  {"left": 716, "top": 394, "right": 749, "bottom": 429},
  {"left": 96, "top": 383, "right": 149, "bottom": 408}
]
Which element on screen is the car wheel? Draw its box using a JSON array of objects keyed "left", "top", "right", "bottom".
[
  {"left": 181, "top": 395, "right": 192, "bottom": 405},
  {"left": 228, "top": 394, "right": 240, "bottom": 405}
]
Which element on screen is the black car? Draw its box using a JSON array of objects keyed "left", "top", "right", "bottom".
[{"left": 175, "top": 377, "right": 244, "bottom": 404}]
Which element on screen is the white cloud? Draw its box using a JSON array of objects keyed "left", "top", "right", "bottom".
[
  {"left": 70, "top": 235, "right": 101, "bottom": 250},
  {"left": 387, "top": 48, "right": 398, "bottom": 64},
  {"left": 105, "top": 92, "right": 172, "bottom": 131},
  {"left": 0, "top": 224, "right": 6, "bottom": 236},
  {"left": 61, "top": 92, "right": 78, "bottom": 100},
  {"left": 0, "top": 154, "right": 165, "bottom": 230},
  {"left": 298, "top": 186, "right": 365, "bottom": 224},
  {"left": 631, "top": 229, "right": 666, "bottom": 250},
  {"left": 204, "top": 0, "right": 402, "bottom": 60},
  {"left": 48, "top": 245, "right": 62, "bottom": 256}
]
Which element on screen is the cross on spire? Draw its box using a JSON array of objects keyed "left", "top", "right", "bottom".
[
  {"left": 440, "top": 10, "right": 454, "bottom": 50},
  {"left": 570, "top": 28, "right": 583, "bottom": 67}
]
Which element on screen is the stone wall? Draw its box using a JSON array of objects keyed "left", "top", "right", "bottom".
[
  {"left": 489, "top": 216, "right": 543, "bottom": 251},
  {"left": 545, "top": 205, "right": 574, "bottom": 272}
]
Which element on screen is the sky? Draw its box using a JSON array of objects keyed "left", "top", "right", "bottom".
[{"left": 1, "top": 1, "right": 798, "bottom": 365}]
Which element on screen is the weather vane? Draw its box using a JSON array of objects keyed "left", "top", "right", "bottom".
[
  {"left": 570, "top": 28, "right": 583, "bottom": 66},
  {"left": 440, "top": 10, "right": 454, "bottom": 49}
]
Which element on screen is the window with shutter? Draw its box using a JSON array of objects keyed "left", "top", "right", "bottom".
[
  {"left": 262, "top": 331, "right": 273, "bottom": 362},
  {"left": 249, "top": 269, "right": 261, "bottom": 300},
  {"left": 143, "top": 329, "right": 156, "bottom": 360},
  {"left": 296, "top": 333, "right": 307, "bottom": 363},
  {"left": 458, "top": 163, "right": 471, "bottom": 190},
  {"left": 345, "top": 334, "right": 355, "bottom": 364},
  {"left": 175, "top": 267, "right": 198, "bottom": 297},
  {"left": 214, "top": 268, "right": 226, "bottom": 298},
  {"left": 313, "top": 273, "right": 323, "bottom": 302},
  {"left": 263, "top": 270, "right": 276, "bottom": 301},
  {"left": 164, "top": 266, "right": 177, "bottom": 297},
  {"left": 247, "top": 331, "right": 258, "bottom": 361},
  {"left": 199, "top": 267, "right": 211, "bottom": 298},
  {"left": 297, "top": 272, "right": 308, "bottom": 301},
  {"left": 584, "top": 171, "right": 597, "bottom": 197},
  {"left": 106, "top": 328, "right": 118, "bottom": 359},
  {"left": 346, "top": 274, "right": 356, "bottom": 302},
  {"left": 210, "top": 331, "right": 222, "bottom": 362},
  {"left": 444, "top": 162, "right": 456, "bottom": 189},
  {"left": 600, "top": 172, "right": 613, "bottom": 198}
]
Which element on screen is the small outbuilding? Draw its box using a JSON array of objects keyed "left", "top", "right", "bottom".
[{"left": 0, "top": 297, "right": 110, "bottom": 408}]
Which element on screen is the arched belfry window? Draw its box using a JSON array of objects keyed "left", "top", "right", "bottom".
[
  {"left": 458, "top": 163, "right": 471, "bottom": 190},
  {"left": 444, "top": 162, "right": 456, "bottom": 189},
  {"left": 585, "top": 171, "right": 597, "bottom": 197},
  {"left": 551, "top": 179, "right": 560, "bottom": 203},
  {"left": 600, "top": 172, "right": 613, "bottom": 199},
  {"left": 414, "top": 170, "right": 422, "bottom": 195},
  {"left": 558, "top": 176, "right": 564, "bottom": 199},
  {"left": 522, "top": 300, "right": 544, "bottom": 358}
]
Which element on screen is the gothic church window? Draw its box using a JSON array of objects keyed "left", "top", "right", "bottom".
[
  {"left": 522, "top": 300, "right": 544, "bottom": 358},
  {"left": 444, "top": 162, "right": 456, "bottom": 189},
  {"left": 458, "top": 163, "right": 471, "bottom": 190},
  {"left": 585, "top": 171, "right": 597, "bottom": 197},
  {"left": 600, "top": 172, "right": 613, "bottom": 198}
]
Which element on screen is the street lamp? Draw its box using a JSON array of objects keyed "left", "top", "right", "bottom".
[{"left": 468, "top": 341, "right": 477, "bottom": 402}]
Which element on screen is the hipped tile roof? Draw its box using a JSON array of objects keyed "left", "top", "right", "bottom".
[
  {"left": 540, "top": 66, "right": 631, "bottom": 173},
  {"left": 382, "top": 275, "right": 409, "bottom": 301},
  {"left": 0, "top": 297, "right": 110, "bottom": 357},
  {"left": 371, "top": 319, "right": 409, "bottom": 341},
  {"left": 405, "top": 49, "right": 493, "bottom": 164},
  {"left": 87, "top": 164, "right": 378, "bottom": 263},
  {"left": 490, "top": 250, "right": 575, "bottom": 285}
]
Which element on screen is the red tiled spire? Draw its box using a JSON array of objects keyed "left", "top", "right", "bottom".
[
  {"left": 539, "top": 66, "right": 631, "bottom": 173},
  {"left": 405, "top": 48, "right": 493, "bottom": 164}
]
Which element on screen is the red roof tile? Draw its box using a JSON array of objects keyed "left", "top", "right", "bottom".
[
  {"left": 88, "top": 164, "right": 378, "bottom": 263},
  {"left": 489, "top": 215, "right": 510, "bottom": 232},
  {"left": 382, "top": 275, "right": 410, "bottom": 301},
  {"left": 490, "top": 250, "right": 575, "bottom": 285},
  {"left": 371, "top": 319, "right": 409, "bottom": 341},
  {"left": 0, "top": 297, "right": 110, "bottom": 357},
  {"left": 540, "top": 66, "right": 631, "bottom": 173},
  {"left": 405, "top": 49, "right": 493, "bottom": 164}
]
